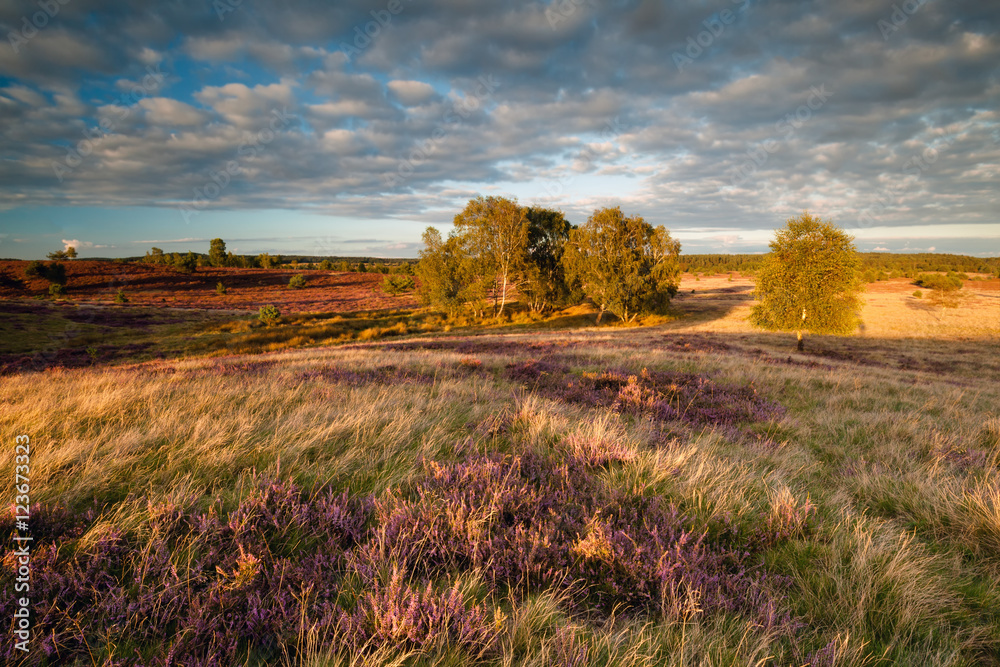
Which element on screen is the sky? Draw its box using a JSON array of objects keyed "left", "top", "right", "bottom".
[{"left": 0, "top": 0, "right": 998, "bottom": 260}]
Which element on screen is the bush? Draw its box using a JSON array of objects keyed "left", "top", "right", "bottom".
[
  {"left": 288, "top": 274, "right": 307, "bottom": 289},
  {"left": 319, "top": 259, "right": 333, "bottom": 271},
  {"left": 48, "top": 283, "right": 65, "bottom": 297},
  {"left": 258, "top": 305, "right": 280, "bottom": 326},
  {"left": 381, "top": 274, "right": 415, "bottom": 296},
  {"left": 216, "top": 282, "right": 227, "bottom": 295},
  {"left": 45, "top": 263, "right": 66, "bottom": 286},
  {"left": 913, "top": 290, "right": 923, "bottom": 298},
  {"left": 915, "top": 273, "right": 962, "bottom": 291},
  {"left": 113, "top": 289, "right": 128, "bottom": 304},
  {"left": 24, "top": 261, "right": 44, "bottom": 278}
]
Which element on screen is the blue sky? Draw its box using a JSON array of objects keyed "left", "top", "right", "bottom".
[{"left": 0, "top": 0, "right": 998, "bottom": 260}]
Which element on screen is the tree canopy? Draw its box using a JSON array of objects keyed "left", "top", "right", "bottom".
[
  {"left": 750, "top": 212, "right": 864, "bottom": 350},
  {"left": 209, "top": 238, "right": 227, "bottom": 267},
  {"left": 563, "top": 206, "right": 681, "bottom": 323},
  {"left": 452, "top": 195, "right": 529, "bottom": 316}
]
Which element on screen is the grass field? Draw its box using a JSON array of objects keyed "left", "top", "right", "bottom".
[{"left": 1, "top": 268, "right": 999, "bottom": 666}]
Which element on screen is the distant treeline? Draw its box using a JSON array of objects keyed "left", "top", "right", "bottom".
[
  {"left": 132, "top": 242, "right": 415, "bottom": 274},
  {"left": 682, "top": 252, "right": 999, "bottom": 279}
]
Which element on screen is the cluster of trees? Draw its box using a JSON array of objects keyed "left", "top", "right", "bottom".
[
  {"left": 46, "top": 246, "right": 77, "bottom": 260},
  {"left": 416, "top": 197, "right": 682, "bottom": 323}
]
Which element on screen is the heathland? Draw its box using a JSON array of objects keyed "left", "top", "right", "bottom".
[{"left": 1, "top": 263, "right": 999, "bottom": 666}]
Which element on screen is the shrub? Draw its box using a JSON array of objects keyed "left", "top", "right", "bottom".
[
  {"left": 216, "top": 282, "right": 227, "bottom": 295},
  {"left": 915, "top": 273, "right": 962, "bottom": 291},
  {"left": 113, "top": 289, "right": 128, "bottom": 304},
  {"left": 288, "top": 274, "right": 307, "bottom": 289},
  {"left": 381, "top": 274, "right": 415, "bottom": 295},
  {"left": 24, "top": 260, "right": 44, "bottom": 278},
  {"left": 48, "top": 283, "right": 65, "bottom": 297},
  {"left": 45, "top": 262, "right": 66, "bottom": 286},
  {"left": 913, "top": 290, "right": 923, "bottom": 298},
  {"left": 258, "top": 305, "right": 280, "bottom": 326},
  {"left": 319, "top": 259, "right": 333, "bottom": 271}
]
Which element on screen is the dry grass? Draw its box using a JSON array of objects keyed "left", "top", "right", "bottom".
[{"left": 2, "top": 272, "right": 999, "bottom": 665}]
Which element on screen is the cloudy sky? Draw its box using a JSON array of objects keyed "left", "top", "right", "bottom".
[{"left": 0, "top": 0, "right": 997, "bottom": 259}]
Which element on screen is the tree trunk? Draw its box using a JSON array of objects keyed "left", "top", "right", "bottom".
[
  {"left": 498, "top": 270, "right": 508, "bottom": 316},
  {"left": 596, "top": 306, "right": 605, "bottom": 324},
  {"left": 796, "top": 330, "right": 804, "bottom": 352}
]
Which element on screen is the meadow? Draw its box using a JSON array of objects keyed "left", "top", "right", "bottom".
[{"left": 1, "top": 269, "right": 999, "bottom": 666}]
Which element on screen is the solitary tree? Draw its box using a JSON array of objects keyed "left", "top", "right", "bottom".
[
  {"left": 453, "top": 195, "right": 529, "bottom": 316},
  {"left": 209, "top": 238, "right": 227, "bottom": 267},
  {"left": 750, "top": 212, "right": 864, "bottom": 351},
  {"left": 65, "top": 246, "right": 77, "bottom": 259},
  {"left": 563, "top": 206, "right": 681, "bottom": 323}
]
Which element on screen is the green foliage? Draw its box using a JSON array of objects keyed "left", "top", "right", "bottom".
[
  {"left": 913, "top": 290, "right": 923, "bottom": 299},
  {"left": 173, "top": 251, "right": 198, "bottom": 273},
  {"left": 562, "top": 206, "right": 681, "bottom": 323},
  {"left": 319, "top": 259, "right": 333, "bottom": 271},
  {"left": 393, "top": 261, "right": 416, "bottom": 276},
  {"left": 915, "top": 273, "right": 963, "bottom": 292},
  {"left": 144, "top": 247, "right": 166, "bottom": 264},
  {"left": 453, "top": 195, "right": 529, "bottom": 315},
  {"left": 113, "top": 289, "right": 128, "bottom": 304},
  {"left": 216, "top": 282, "right": 227, "bottom": 295},
  {"left": 415, "top": 227, "right": 465, "bottom": 316},
  {"left": 48, "top": 283, "right": 65, "bottom": 297},
  {"left": 750, "top": 212, "right": 864, "bottom": 350},
  {"left": 519, "top": 206, "right": 578, "bottom": 312},
  {"left": 208, "top": 238, "right": 227, "bottom": 267},
  {"left": 380, "top": 274, "right": 415, "bottom": 296},
  {"left": 257, "top": 253, "right": 278, "bottom": 269},
  {"left": 288, "top": 274, "right": 307, "bottom": 289},
  {"left": 24, "top": 260, "right": 44, "bottom": 279},
  {"left": 30, "top": 261, "right": 67, "bottom": 285},
  {"left": 356, "top": 262, "right": 367, "bottom": 273},
  {"left": 65, "top": 246, "right": 77, "bottom": 259},
  {"left": 258, "top": 304, "right": 280, "bottom": 326},
  {"left": 337, "top": 260, "right": 350, "bottom": 272},
  {"left": 47, "top": 249, "right": 69, "bottom": 260}
]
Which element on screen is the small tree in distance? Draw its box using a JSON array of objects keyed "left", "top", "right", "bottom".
[
  {"left": 209, "top": 238, "right": 227, "bottom": 267},
  {"left": 750, "top": 212, "right": 864, "bottom": 351}
]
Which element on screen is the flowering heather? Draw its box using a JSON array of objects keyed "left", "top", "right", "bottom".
[
  {"left": 504, "top": 362, "right": 785, "bottom": 442},
  {"left": 361, "top": 452, "right": 806, "bottom": 624},
  {"left": 0, "top": 446, "right": 809, "bottom": 665}
]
